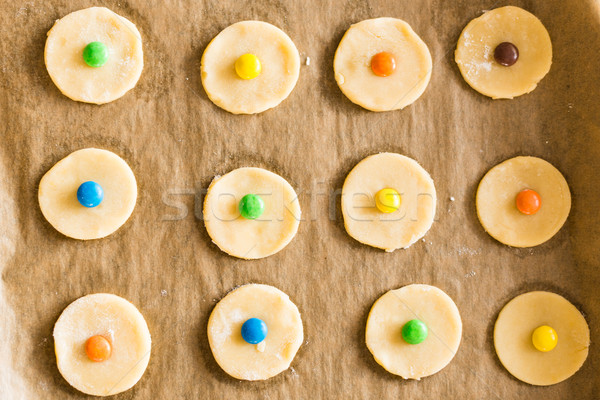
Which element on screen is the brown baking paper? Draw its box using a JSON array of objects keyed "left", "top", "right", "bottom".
[{"left": 1, "top": 0, "right": 600, "bottom": 398}]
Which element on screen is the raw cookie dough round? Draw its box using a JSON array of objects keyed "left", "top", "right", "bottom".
[
  {"left": 39, "top": 148, "right": 137, "bottom": 240},
  {"left": 203, "top": 167, "right": 301, "bottom": 259},
  {"left": 341, "top": 153, "right": 436, "bottom": 251},
  {"left": 54, "top": 293, "right": 151, "bottom": 396},
  {"left": 207, "top": 284, "right": 303, "bottom": 380},
  {"left": 334, "top": 17, "right": 432, "bottom": 112},
  {"left": 476, "top": 156, "right": 570, "bottom": 247},
  {"left": 366, "top": 284, "right": 462, "bottom": 379},
  {"left": 455, "top": 6, "right": 552, "bottom": 99},
  {"left": 201, "top": 21, "right": 300, "bottom": 114},
  {"left": 45, "top": 7, "right": 144, "bottom": 104},
  {"left": 494, "top": 291, "right": 590, "bottom": 386}
]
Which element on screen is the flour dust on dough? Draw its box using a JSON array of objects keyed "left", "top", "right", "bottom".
[{"left": 455, "top": 6, "right": 552, "bottom": 99}]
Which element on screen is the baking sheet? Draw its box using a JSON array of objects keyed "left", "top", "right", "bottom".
[{"left": 1, "top": 0, "right": 600, "bottom": 398}]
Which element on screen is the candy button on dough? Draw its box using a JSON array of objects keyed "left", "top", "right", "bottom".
[
  {"left": 207, "top": 284, "right": 303, "bottom": 381},
  {"left": 366, "top": 284, "right": 462, "bottom": 379},
  {"left": 201, "top": 21, "right": 300, "bottom": 114},
  {"left": 494, "top": 291, "right": 589, "bottom": 386},
  {"left": 203, "top": 167, "right": 301, "bottom": 259},
  {"left": 341, "top": 153, "right": 436, "bottom": 251},
  {"left": 334, "top": 18, "right": 432, "bottom": 112},
  {"left": 455, "top": 6, "right": 552, "bottom": 99},
  {"left": 53, "top": 294, "right": 151, "bottom": 396},
  {"left": 38, "top": 148, "right": 137, "bottom": 240},
  {"left": 476, "top": 156, "right": 570, "bottom": 247},
  {"left": 45, "top": 7, "right": 143, "bottom": 104}
]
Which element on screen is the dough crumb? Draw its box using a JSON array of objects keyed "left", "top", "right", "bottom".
[
  {"left": 457, "top": 246, "right": 480, "bottom": 256},
  {"left": 305, "top": 56, "right": 311, "bottom": 66},
  {"left": 464, "top": 270, "right": 477, "bottom": 278},
  {"left": 256, "top": 341, "right": 266, "bottom": 352}
]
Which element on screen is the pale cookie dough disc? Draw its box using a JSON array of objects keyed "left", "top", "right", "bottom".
[
  {"left": 366, "top": 284, "right": 462, "bottom": 379},
  {"left": 203, "top": 167, "right": 301, "bottom": 259},
  {"left": 201, "top": 21, "right": 300, "bottom": 114},
  {"left": 208, "top": 284, "right": 303, "bottom": 380},
  {"left": 476, "top": 156, "right": 570, "bottom": 247},
  {"left": 38, "top": 148, "right": 137, "bottom": 240},
  {"left": 455, "top": 6, "right": 552, "bottom": 99},
  {"left": 494, "top": 291, "right": 590, "bottom": 386},
  {"left": 45, "top": 7, "right": 144, "bottom": 104},
  {"left": 341, "top": 153, "right": 436, "bottom": 251},
  {"left": 54, "top": 294, "right": 152, "bottom": 396},
  {"left": 333, "top": 17, "right": 432, "bottom": 112}
]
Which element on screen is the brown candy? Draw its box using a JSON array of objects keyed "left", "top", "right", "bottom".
[{"left": 494, "top": 42, "right": 519, "bottom": 66}]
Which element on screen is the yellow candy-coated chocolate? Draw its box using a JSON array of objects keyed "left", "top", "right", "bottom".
[
  {"left": 375, "top": 188, "right": 401, "bottom": 213},
  {"left": 235, "top": 53, "right": 261, "bottom": 80},
  {"left": 531, "top": 325, "right": 558, "bottom": 352}
]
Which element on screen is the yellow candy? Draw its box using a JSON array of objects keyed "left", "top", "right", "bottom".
[
  {"left": 531, "top": 325, "right": 558, "bottom": 352},
  {"left": 375, "top": 188, "right": 401, "bottom": 213},
  {"left": 235, "top": 54, "right": 261, "bottom": 80}
]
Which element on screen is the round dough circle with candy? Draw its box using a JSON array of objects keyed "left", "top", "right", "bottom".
[
  {"left": 45, "top": 7, "right": 144, "bottom": 104},
  {"left": 341, "top": 153, "right": 436, "bottom": 251},
  {"left": 365, "top": 284, "right": 462, "bottom": 379},
  {"left": 53, "top": 293, "right": 151, "bottom": 396},
  {"left": 201, "top": 21, "right": 300, "bottom": 114},
  {"left": 207, "top": 284, "right": 304, "bottom": 381},
  {"left": 494, "top": 291, "right": 589, "bottom": 386},
  {"left": 476, "top": 156, "right": 570, "bottom": 247},
  {"left": 455, "top": 6, "right": 552, "bottom": 99},
  {"left": 38, "top": 148, "right": 137, "bottom": 240},
  {"left": 334, "top": 17, "right": 432, "bottom": 112},
  {"left": 203, "top": 167, "right": 301, "bottom": 259}
]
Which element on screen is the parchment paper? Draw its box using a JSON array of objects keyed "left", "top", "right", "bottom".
[{"left": 1, "top": 0, "right": 600, "bottom": 398}]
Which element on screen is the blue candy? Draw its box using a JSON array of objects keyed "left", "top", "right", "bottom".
[
  {"left": 241, "top": 318, "right": 268, "bottom": 344},
  {"left": 77, "top": 181, "right": 104, "bottom": 208}
]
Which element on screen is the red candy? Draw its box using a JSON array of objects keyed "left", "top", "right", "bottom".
[
  {"left": 371, "top": 52, "right": 396, "bottom": 77},
  {"left": 85, "top": 335, "right": 112, "bottom": 362},
  {"left": 516, "top": 189, "right": 541, "bottom": 215}
]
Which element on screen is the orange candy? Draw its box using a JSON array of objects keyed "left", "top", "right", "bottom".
[
  {"left": 85, "top": 335, "right": 112, "bottom": 362},
  {"left": 371, "top": 52, "right": 396, "bottom": 77},
  {"left": 516, "top": 189, "right": 541, "bottom": 215}
]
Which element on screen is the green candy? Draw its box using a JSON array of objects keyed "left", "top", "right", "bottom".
[
  {"left": 401, "top": 319, "right": 428, "bottom": 344},
  {"left": 83, "top": 42, "right": 109, "bottom": 67},
  {"left": 239, "top": 194, "right": 265, "bottom": 220}
]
